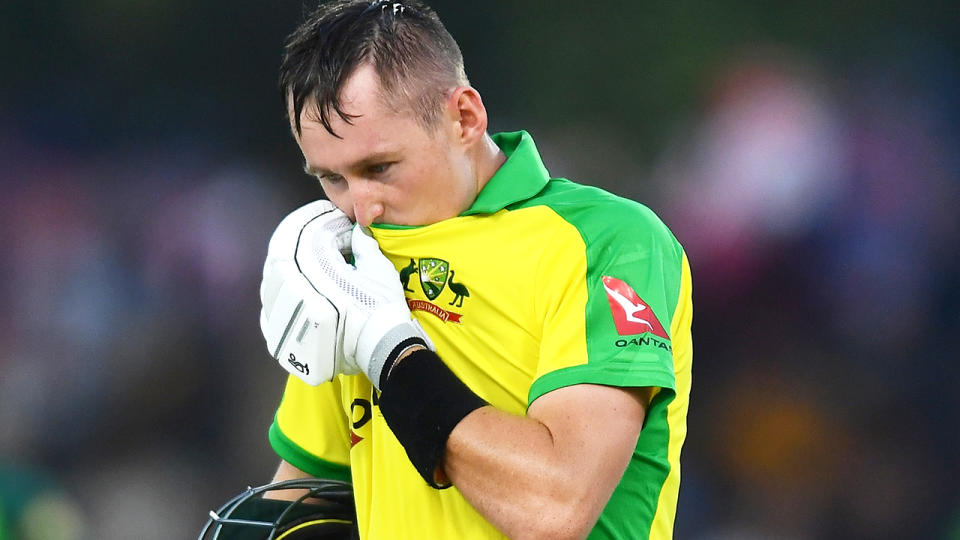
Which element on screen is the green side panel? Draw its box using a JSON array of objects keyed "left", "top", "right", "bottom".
[
  {"left": 589, "top": 390, "right": 674, "bottom": 540},
  {"left": 268, "top": 419, "right": 352, "bottom": 483}
]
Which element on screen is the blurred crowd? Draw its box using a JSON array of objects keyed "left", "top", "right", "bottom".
[
  {"left": 0, "top": 136, "right": 297, "bottom": 538},
  {"left": 1, "top": 2, "right": 958, "bottom": 539},
  {"left": 653, "top": 50, "right": 960, "bottom": 539}
]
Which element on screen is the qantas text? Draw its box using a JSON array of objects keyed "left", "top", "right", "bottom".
[{"left": 615, "top": 335, "right": 672, "bottom": 352}]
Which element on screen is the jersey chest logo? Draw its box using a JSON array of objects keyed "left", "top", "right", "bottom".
[
  {"left": 417, "top": 258, "right": 449, "bottom": 300},
  {"left": 397, "top": 257, "right": 469, "bottom": 323},
  {"left": 602, "top": 276, "right": 669, "bottom": 339}
]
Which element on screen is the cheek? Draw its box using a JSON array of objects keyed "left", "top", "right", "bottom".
[
  {"left": 389, "top": 150, "right": 463, "bottom": 223},
  {"left": 401, "top": 161, "right": 439, "bottom": 196}
]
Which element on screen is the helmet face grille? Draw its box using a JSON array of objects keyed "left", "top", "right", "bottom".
[{"left": 198, "top": 478, "right": 357, "bottom": 540}]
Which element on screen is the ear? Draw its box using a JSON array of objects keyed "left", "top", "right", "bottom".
[{"left": 446, "top": 86, "right": 487, "bottom": 146}]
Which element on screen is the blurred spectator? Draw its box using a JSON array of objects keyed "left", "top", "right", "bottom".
[
  {"left": 655, "top": 44, "right": 959, "bottom": 539},
  {"left": 0, "top": 464, "right": 86, "bottom": 540},
  {"left": 656, "top": 50, "right": 846, "bottom": 298}
]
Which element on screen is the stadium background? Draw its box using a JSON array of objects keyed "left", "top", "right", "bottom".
[{"left": 1, "top": 1, "right": 957, "bottom": 538}]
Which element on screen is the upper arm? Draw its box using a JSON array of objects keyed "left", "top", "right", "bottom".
[
  {"left": 270, "top": 375, "right": 352, "bottom": 482},
  {"left": 528, "top": 383, "right": 651, "bottom": 519},
  {"left": 442, "top": 381, "right": 653, "bottom": 540}
]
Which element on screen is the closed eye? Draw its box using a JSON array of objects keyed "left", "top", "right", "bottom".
[
  {"left": 366, "top": 162, "right": 393, "bottom": 176},
  {"left": 318, "top": 173, "right": 345, "bottom": 186}
]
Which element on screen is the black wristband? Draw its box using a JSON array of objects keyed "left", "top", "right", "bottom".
[
  {"left": 376, "top": 335, "right": 428, "bottom": 390},
  {"left": 378, "top": 348, "right": 487, "bottom": 489}
]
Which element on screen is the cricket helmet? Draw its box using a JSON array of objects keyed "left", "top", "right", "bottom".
[{"left": 198, "top": 478, "right": 357, "bottom": 540}]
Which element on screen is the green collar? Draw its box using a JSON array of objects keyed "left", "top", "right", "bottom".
[{"left": 461, "top": 130, "right": 550, "bottom": 215}]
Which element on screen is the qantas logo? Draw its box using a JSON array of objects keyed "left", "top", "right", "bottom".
[{"left": 602, "top": 276, "right": 669, "bottom": 339}]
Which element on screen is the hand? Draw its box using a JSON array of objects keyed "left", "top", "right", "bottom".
[
  {"left": 296, "top": 223, "right": 434, "bottom": 390},
  {"left": 259, "top": 200, "right": 356, "bottom": 385}
]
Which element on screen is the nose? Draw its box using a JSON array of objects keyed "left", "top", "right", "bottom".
[{"left": 350, "top": 179, "right": 384, "bottom": 227}]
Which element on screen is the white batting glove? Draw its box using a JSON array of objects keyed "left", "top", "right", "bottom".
[
  {"left": 296, "top": 223, "right": 434, "bottom": 390},
  {"left": 259, "top": 200, "right": 356, "bottom": 385}
]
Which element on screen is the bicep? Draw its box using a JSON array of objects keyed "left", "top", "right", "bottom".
[
  {"left": 528, "top": 384, "right": 650, "bottom": 493},
  {"left": 440, "top": 383, "right": 649, "bottom": 539}
]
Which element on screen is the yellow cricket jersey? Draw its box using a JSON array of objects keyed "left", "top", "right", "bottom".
[{"left": 270, "top": 131, "right": 693, "bottom": 539}]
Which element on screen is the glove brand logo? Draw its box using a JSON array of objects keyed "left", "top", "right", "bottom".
[
  {"left": 287, "top": 353, "right": 309, "bottom": 375},
  {"left": 418, "top": 258, "right": 449, "bottom": 300},
  {"left": 602, "top": 276, "right": 669, "bottom": 339}
]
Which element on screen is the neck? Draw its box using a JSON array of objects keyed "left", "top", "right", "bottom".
[{"left": 473, "top": 133, "right": 507, "bottom": 194}]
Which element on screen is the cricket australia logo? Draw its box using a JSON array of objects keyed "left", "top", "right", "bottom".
[
  {"left": 398, "top": 256, "right": 470, "bottom": 323},
  {"left": 418, "top": 258, "right": 448, "bottom": 300}
]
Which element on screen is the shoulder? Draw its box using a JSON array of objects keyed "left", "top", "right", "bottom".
[{"left": 513, "top": 178, "right": 683, "bottom": 262}]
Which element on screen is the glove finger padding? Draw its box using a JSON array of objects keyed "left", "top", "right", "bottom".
[
  {"left": 350, "top": 226, "right": 435, "bottom": 387},
  {"left": 295, "top": 224, "right": 434, "bottom": 390},
  {"left": 260, "top": 261, "right": 343, "bottom": 385},
  {"left": 264, "top": 200, "right": 349, "bottom": 266},
  {"left": 260, "top": 200, "right": 355, "bottom": 386},
  {"left": 351, "top": 225, "right": 408, "bottom": 298},
  {"left": 293, "top": 214, "right": 365, "bottom": 376}
]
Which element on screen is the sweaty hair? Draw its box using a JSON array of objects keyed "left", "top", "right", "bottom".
[{"left": 280, "top": 0, "right": 468, "bottom": 137}]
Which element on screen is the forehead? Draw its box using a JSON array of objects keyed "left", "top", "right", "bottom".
[
  {"left": 291, "top": 64, "right": 411, "bottom": 132},
  {"left": 292, "top": 65, "right": 425, "bottom": 164}
]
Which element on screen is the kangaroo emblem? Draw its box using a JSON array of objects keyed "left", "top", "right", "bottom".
[
  {"left": 447, "top": 270, "right": 470, "bottom": 308},
  {"left": 399, "top": 258, "right": 416, "bottom": 292}
]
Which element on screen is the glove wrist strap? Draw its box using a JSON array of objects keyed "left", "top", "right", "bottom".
[
  {"left": 378, "top": 349, "right": 487, "bottom": 489},
  {"left": 363, "top": 325, "right": 425, "bottom": 390}
]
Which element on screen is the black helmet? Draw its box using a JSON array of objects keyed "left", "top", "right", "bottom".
[{"left": 198, "top": 478, "right": 357, "bottom": 540}]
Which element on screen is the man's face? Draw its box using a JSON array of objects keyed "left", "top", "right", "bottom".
[{"left": 292, "top": 64, "right": 476, "bottom": 227}]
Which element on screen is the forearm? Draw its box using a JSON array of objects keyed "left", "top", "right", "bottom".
[
  {"left": 380, "top": 349, "right": 646, "bottom": 540},
  {"left": 443, "top": 407, "right": 604, "bottom": 540}
]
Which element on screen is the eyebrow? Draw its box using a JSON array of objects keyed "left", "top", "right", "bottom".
[
  {"left": 303, "top": 162, "right": 330, "bottom": 176},
  {"left": 303, "top": 151, "right": 399, "bottom": 176}
]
